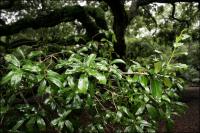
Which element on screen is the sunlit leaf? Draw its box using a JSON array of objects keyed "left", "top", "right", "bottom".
[
  {"left": 87, "top": 69, "right": 107, "bottom": 85},
  {"left": 22, "top": 64, "right": 41, "bottom": 73},
  {"left": 5, "top": 54, "right": 20, "bottom": 67},
  {"left": 65, "top": 120, "right": 74, "bottom": 132},
  {"left": 173, "top": 42, "right": 183, "bottom": 48},
  {"left": 67, "top": 76, "right": 75, "bottom": 88},
  {"left": 86, "top": 54, "right": 96, "bottom": 66},
  {"left": 111, "top": 59, "right": 126, "bottom": 64},
  {"left": 1, "top": 71, "right": 14, "bottom": 84},
  {"left": 47, "top": 76, "right": 62, "bottom": 88},
  {"left": 78, "top": 74, "right": 89, "bottom": 94},
  {"left": 37, "top": 117, "right": 46, "bottom": 131},
  {"left": 135, "top": 104, "right": 145, "bottom": 115},
  {"left": 28, "top": 51, "right": 43, "bottom": 58},
  {"left": 47, "top": 70, "right": 62, "bottom": 88},
  {"left": 11, "top": 70, "right": 23, "bottom": 86}
]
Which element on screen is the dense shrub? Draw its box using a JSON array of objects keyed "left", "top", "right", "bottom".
[{"left": 0, "top": 33, "right": 188, "bottom": 132}]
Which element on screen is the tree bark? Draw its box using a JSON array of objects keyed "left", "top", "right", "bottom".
[{"left": 0, "top": 6, "right": 107, "bottom": 38}]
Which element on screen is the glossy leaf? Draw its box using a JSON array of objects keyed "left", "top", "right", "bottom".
[
  {"left": 47, "top": 70, "right": 63, "bottom": 88},
  {"left": 78, "top": 74, "right": 89, "bottom": 94},
  {"left": 173, "top": 42, "right": 183, "bottom": 48},
  {"left": 135, "top": 104, "right": 145, "bottom": 115},
  {"left": 22, "top": 64, "right": 41, "bottom": 73},
  {"left": 11, "top": 70, "right": 23, "bottom": 86},
  {"left": 37, "top": 117, "right": 46, "bottom": 131},
  {"left": 151, "top": 79, "right": 162, "bottom": 99},
  {"left": 47, "top": 76, "right": 62, "bottom": 88},
  {"left": 86, "top": 54, "right": 96, "bottom": 66},
  {"left": 65, "top": 120, "right": 74, "bottom": 132},
  {"left": 88, "top": 69, "right": 107, "bottom": 85},
  {"left": 5, "top": 54, "right": 20, "bottom": 67},
  {"left": 1, "top": 71, "right": 14, "bottom": 84},
  {"left": 12, "top": 119, "right": 25, "bottom": 130},
  {"left": 67, "top": 76, "right": 75, "bottom": 88},
  {"left": 28, "top": 51, "right": 43, "bottom": 58},
  {"left": 111, "top": 59, "right": 126, "bottom": 64}
]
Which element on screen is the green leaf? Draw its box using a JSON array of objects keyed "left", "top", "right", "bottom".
[
  {"left": 38, "top": 80, "right": 46, "bottom": 95},
  {"left": 47, "top": 76, "right": 62, "bottom": 88},
  {"left": 67, "top": 76, "right": 75, "bottom": 88},
  {"left": 139, "top": 75, "right": 148, "bottom": 87},
  {"left": 154, "top": 62, "right": 162, "bottom": 73},
  {"left": 26, "top": 117, "right": 36, "bottom": 131},
  {"left": 111, "top": 59, "right": 126, "bottom": 64},
  {"left": 1, "top": 71, "right": 14, "bottom": 84},
  {"left": 135, "top": 104, "right": 145, "bottom": 115},
  {"left": 65, "top": 120, "right": 74, "bottom": 133},
  {"left": 162, "top": 95, "right": 170, "bottom": 102},
  {"left": 146, "top": 104, "right": 158, "bottom": 119},
  {"left": 182, "top": 34, "right": 190, "bottom": 40},
  {"left": 173, "top": 42, "right": 183, "bottom": 48},
  {"left": 47, "top": 70, "right": 62, "bottom": 88},
  {"left": 164, "top": 78, "right": 172, "bottom": 88},
  {"left": 16, "top": 48, "right": 25, "bottom": 59},
  {"left": 110, "top": 66, "right": 122, "bottom": 79},
  {"left": 86, "top": 54, "right": 96, "bottom": 66},
  {"left": 5, "top": 54, "right": 20, "bottom": 67},
  {"left": 28, "top": 51, "right": 43, "bottom": 58},
  {"left": 22, "top": 64, "right": 41, "bottom": 73},
  {"left": 61, "top": 110, "right": 72, "bottom": 118},
  {"left": 11, "top": 70, "right": 23, "bottom": 86},
  {"left": 151, "top": 79, "right": 162, "bottom": 99},
  {"left": 96, "top": 63, "right": 108, "bottom": 71},
  {"left": 88, "top": 69, "right": 107, "bottom": 85},
  {"left": 37, "top": 117, "right": 46, "bottom": 131},
  {"left": 51, "top": 118, "right": 60, "bottom": 126},
  {"left": 12, "top": 119, "right": 25, "bottom": 130},
  {"left": 78, "top": 74, "right": 89, "bottom": 94}
]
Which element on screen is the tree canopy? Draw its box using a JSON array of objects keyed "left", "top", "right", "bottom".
[{"left": 0, "top": 0, "right": 199, "bottom": 57}]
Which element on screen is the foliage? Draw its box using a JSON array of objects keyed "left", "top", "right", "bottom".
[{"left": 0, "top": 32, "right": 188, "bottom": 132}]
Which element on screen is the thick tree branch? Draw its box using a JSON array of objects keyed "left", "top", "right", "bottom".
[
  {"left": 138, "top": 0, "right": 199, "bottom": 6},
  {"left": 0, "top": 5, "right": 107, "bottom": 37}
]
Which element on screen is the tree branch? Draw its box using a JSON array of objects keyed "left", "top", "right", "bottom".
[
  {"left": 170, "top": 3, "right": 189, "bottom": 26},
  {"left": 138, "top": 0, "right": 199, "bottom": 6},
  {"left": 0, "top": 5, "right": 107, "bottom": 37}
]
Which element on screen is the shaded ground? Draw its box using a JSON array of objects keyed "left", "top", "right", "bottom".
[{"left": 160, "top": 86, "right": 200, "bottom": 133}]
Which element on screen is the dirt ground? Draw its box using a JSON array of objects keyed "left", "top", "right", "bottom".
[{"left": 160, "top": 86, "right": 200, "bottom": 133}]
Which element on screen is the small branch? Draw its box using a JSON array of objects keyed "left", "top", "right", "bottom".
[
  {"left": 143, "top": 6, "right": 158, "bottom": 35},
  {"left": 170, "top": 3, "right": 189, "bottom": 27}
]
